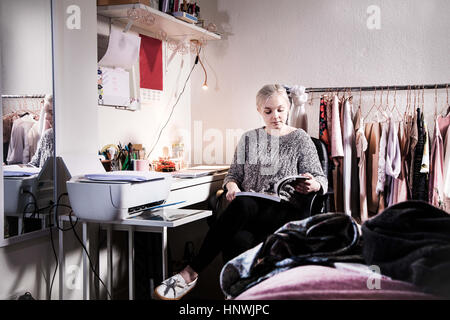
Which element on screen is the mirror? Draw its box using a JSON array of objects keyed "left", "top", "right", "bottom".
[{"left": 1, "top": 0, "right": 54, "bottom": 240}]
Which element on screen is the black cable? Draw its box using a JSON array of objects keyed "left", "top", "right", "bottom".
[
  {"left": 68, "top": 212, "right": 112, "bottom": 300},
  {"left": 48, "top": 193, "right": 79, "bottom": 299},
  {"left": 47, "top": 201, "right": 111, "bottom": 299},
  {"left": 50, "top": 193, "right": 112, "bottom": 299},
  {"left": 147, "top": 51, "right": 200, "bottom": 158},
  {"left": 48, "top": 193, "right": 70, "bottom": 299},
  {"left": 20, "top": 191, "right": 39, "bottom": 235},
  {"left": 48, "top": 212, "right": 58, "bottom": 300}
]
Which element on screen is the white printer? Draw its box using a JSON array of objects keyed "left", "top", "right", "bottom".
[
  {"left": 3, "top": 158, "right": 54, "bottom": 215},
  {"left": 66, "top": 171, "right": 173, "bottom": 221}
]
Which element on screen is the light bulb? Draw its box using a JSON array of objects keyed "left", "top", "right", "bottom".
[{"left": 202, "top": 83, "right": 208, "bottom": 90}]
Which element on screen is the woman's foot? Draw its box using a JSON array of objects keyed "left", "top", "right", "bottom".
[
  {"left": 154, "top": 266, "right": 198, "bottom": 300},
  {"left": 179, "top": 265, "right": 198, "bottom": 284}
]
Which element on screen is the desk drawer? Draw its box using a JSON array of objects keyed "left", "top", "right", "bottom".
[{"left": 166, "top": 180, "right": 223, "bottom": 208}]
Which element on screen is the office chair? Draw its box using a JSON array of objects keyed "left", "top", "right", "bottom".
[{"left": 207, "top": 137, "right": 333, "bottom": 262}]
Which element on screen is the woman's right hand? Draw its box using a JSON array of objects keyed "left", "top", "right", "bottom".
[{"left": 225, "top": 182, "right": 241, "bottom": 202}]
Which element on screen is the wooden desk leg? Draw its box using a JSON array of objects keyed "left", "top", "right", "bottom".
[
  {"left": 106, "top": 225, "right": 112, "bottom": 300},
  {"left": 128, "top": 226, "right": 134, "bottom": 300},
  {"left": 82, "top": 222, "right": 90, "bottom": 300},
  {"left": 58, "top": 219, "right": 65, "bottom": 300},
  {"left": 161, "top": 227, "right": 168, "bottom": 280}
]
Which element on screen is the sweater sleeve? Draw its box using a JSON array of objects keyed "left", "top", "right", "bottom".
[
  {"left": 297, "top": 134, "right": 328, "bottom": 195},
  {"left": 222, "top": 134, "right": 246, "bottom": 190}
]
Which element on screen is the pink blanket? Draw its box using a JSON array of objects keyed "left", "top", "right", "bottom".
[{"left": 235, "top": 265, "right": 439, "bottom": 300}]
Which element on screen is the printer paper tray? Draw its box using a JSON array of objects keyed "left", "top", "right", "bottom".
[{"left": 123, "top": 209, "right": 211, "bottom": 227}]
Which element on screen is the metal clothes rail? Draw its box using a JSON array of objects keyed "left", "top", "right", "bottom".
[
  {"left": 1, "top": 94, "right": 46, "bottom": 98},
  {"left": 305, "top": 83, "right": 450, "bottom": 93}
]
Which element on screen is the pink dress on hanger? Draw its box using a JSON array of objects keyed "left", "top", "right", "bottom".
[
  {"left": 331, "top": 95, "right": 344, "bottom": 158},
  {"left": 438, "top": 114, "right": 450, "bottom": 140}
]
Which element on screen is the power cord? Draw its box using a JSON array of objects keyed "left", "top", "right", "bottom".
[
  {"left": 146, "top": 49, "right": 201, "bottom": 159},
  {"left": 47, "top": 193, "right": 112, "bottom": 300},
  {"left": 67, "top": 211, "right": 112, "bottom": 300},
  {"left": 48, "top": 193, "right": 78, "bottom": 299},
  {"left": 20, "top": 191, "right": 54, "bottom": 235}
]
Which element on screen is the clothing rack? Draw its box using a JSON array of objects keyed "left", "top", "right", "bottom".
[
  {"left": 2, "top": 95, "right": 45, "bottom": 116},
  {"left": 305, "top": 83, "right": 450, "bottom": 93}
]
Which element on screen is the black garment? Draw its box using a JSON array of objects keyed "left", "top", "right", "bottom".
[
  {"left": 220, "top": 212, "right": 363, "bottom": 298},
  {"left": 251, "top": 212, "right": 362, "bottom": 276},
  {"left": 362, "top": 200, "right": 450, "bottom": 298},
  {"left": 190, "top": 196, "right": 307, "bottom": 273},
  {"left": 411, "top": 109, "right": 428, "bottom": 201}
]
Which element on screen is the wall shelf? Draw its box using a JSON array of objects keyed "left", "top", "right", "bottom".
[{"left": 97, "top": 3, "right": 221, "bottom": 42}]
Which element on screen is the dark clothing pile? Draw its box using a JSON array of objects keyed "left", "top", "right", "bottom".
[
  {"left": 220, "top": 201, "right": 450, "bottom": 299},
  {"left": 362, "top": 200, "right": 450, "bottom": 298},
  {"left": 220, "top": 212, "right": 363, "bottom": 298}
]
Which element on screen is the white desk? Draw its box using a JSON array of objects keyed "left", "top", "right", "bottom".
[{"left": 58, "top": 172, "right": 226, "bottom": 300}]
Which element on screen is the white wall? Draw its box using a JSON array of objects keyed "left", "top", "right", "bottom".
[
  {"left": 0, "top": 0, "right": 55, "bottom": 300},
  {"left": 97, "top": 29, "right": 193, "bottom": 165},
  {"left": 191, "top": 0, "right": 450, "bottom": 165},
  {"left": 53, "top": 1, "right": 99, "bottom": 161},
  {"left": 0, "top": 0, "right": 103, "bottom": 300},
  {"left": 0, "top": 0, "right": 52, "bottom": 95}
]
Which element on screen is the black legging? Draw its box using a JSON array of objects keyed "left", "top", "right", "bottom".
[{"left": 190, "top": 196, "right": 306, "bottom": 273}]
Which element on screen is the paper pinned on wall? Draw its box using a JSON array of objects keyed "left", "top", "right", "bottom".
[
  {"left": 99, "top": 66, "right": 130, "bottom": 107},
  {"left": 99, "top": 24, "right": 141, "bottom": 69}
]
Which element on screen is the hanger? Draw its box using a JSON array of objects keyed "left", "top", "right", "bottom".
[
  {"left": 376, "top": 87, "right": 388, "bottom": 122},
  {"left": 364, "top": 87, "right": 378, "bottom": 121},
  {"left": 389, "top": 86, "right": 402, "bottom": 122},
  {"left": 358, "top": 87, "right": 362, "bottom": 110},
  {"left": 421, "top": 85, "right": 425, "bottom": 110},
  {"left": 446, "top": 84, "right": 450, "bottom": 116},
  {"left": 385, "top": 86, "right": 391, "bottom": 118},
  {"left": 434, "top": 84, "right": 438, "bottom": 121},
  {"left": 385, "top": 86, "right": 390, "bottom": 111},
  {"left": 309, "top": 92, "right": 314, "bottom": 106},
  {"left": 413, "top": 85, "right": 418, "bottom": 112},
  {"left": 406, "top": 85, "right": 412, "bottom": 116}
]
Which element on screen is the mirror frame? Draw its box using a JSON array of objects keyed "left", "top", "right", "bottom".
[{"left": 0, "top": 0, "right": 56, "bottom": 247}]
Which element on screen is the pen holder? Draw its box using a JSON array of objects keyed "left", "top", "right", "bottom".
[{"left": 134, "top": 159, "right": 150, "bottom": 171}]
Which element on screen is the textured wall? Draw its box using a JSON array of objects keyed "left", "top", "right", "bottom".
[{"left": 191, "top": 0, "right": 450, "bottom": 164}]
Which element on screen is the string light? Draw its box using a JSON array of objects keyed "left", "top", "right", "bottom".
[{"left": 192, "top": 40, "right": 208, "bottom": 90}]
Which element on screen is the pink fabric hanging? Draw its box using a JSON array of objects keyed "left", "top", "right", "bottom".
[{"left": 430, "top": 118, "right": 446, "bottom": 208}]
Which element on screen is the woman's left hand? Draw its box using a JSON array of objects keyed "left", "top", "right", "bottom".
[{"left": 294, "top": 173, "right": 321, "bottom": 194}]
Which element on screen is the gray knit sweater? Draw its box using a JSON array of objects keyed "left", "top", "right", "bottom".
[{"left": 223, "top": 127, "right": 328, "bottom": 197}]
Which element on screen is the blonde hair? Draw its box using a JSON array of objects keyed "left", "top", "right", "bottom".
[
  {"left": 256, "top": 84, "right": 290, "bottom": 109},
  {"left": 44, "top": 94, "right": 53, "bottom": 114}
]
